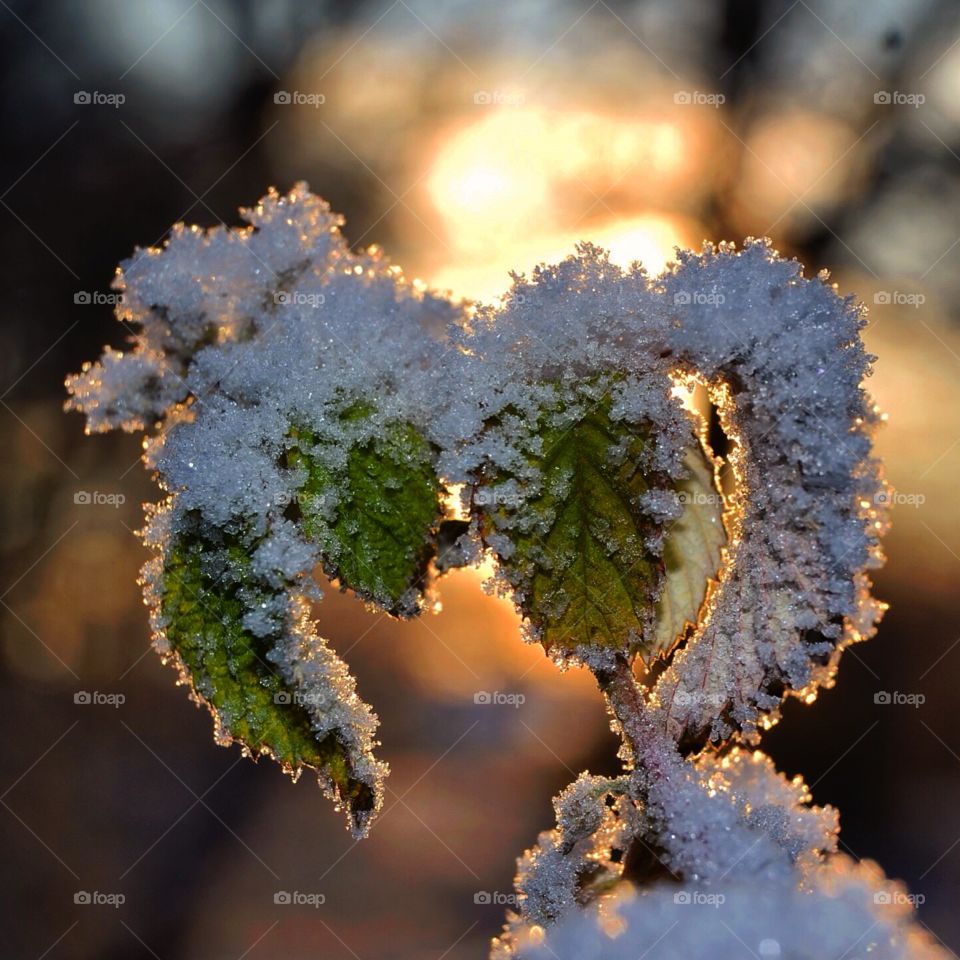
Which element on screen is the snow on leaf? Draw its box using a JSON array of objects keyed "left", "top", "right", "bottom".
[
  {"left": 512, "top": 772, "right": 640, "bottom": 928},
  {"left": 156, "top": 524, "right": 383, "bottom": 834},
  {"left": 286, "top": 411, "right": 443, "bottom": 617},
  {"left": 66, "top": 187, "right": 890, "bottom": 855},
  {"left": 474, "top": 383, "right": 667, "bottom": 663},
  {"left": 644, "top": 242, "right": 887, "bottom": 745}
]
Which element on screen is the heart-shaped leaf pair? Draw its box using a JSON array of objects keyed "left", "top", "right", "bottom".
[{"left": 67, "top": 185, "right": 886, "bottom": 832}]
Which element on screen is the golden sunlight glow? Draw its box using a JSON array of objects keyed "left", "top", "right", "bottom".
[
  {"left": 426, "top": 109, "right": 696, "bottom": 253},
  {"left": 424, "top": 105, "right": 709, "bottom": 300},
  {"left": 432, "top": 212, "right": 698, "bottom": 301}
]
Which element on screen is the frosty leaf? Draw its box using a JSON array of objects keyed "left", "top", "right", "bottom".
[
  {"left": 159, "top": 529, "right": 379, "bottom": 831},
  {"left": 67, "top": 187, "right": 892, "bottom": 874},
  {"left": 645, "top": 242, "right": 887, "bottom": 745},
  {"left": 64, "top": 184, "right": 350, "bottom": 433},
  {"left": 287, "top": 413, "right": 443, "bottom": 617},
  {"left": 476, "top": 389, "right": 666, "bottom": 662},
  {"left": 512, "top": 772, "right": 640, "bottom": 927},
  {"left": 651, "top": 446, "right": 726, "bottom": 654}
]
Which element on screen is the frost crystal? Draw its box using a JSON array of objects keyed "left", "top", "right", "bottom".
[
  {"left": 67, "top": 184, "right": 471, "bottom": 833},
  {"left": 496, "top": 742, "right": 944, "bottom": 960},
  {"left": 463, "top": 243, "right": 886, "bottom": 742},
  {"left": 505, "top": 860, "right": 947, "bottom": 960},
  {"left": 67, "top": 182, "right": 905, "bottom": 956}
]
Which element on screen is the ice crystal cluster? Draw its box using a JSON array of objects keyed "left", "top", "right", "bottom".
[{"left": 68, "top": 185, "right": 941, "bottom": 957}]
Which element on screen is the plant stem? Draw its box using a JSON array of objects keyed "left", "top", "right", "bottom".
[{"left": 594, "top": 654, "right": 668, "bottom": 776}]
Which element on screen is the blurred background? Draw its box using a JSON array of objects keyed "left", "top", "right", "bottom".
[{"left": 2, "top": 1, "right": 960, "bottom": 957}]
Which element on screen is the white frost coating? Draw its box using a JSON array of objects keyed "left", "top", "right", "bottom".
[
  {"left": 66, "top": 187, "right": 884, "bottom": 746},
  {"left": 504, "top": 863, "right": 948, "bottom": 960},
  {"left": 648, "top": 246, "right": 888, "bottom": 743},
  {"left": 630, "top": 727, "right": 837, "bottom": 885},
  {"left": 458, "top": 368, "right": 696, "bottom": 665},
  {"left": 66, "top": 185, "right": 473, "bottom": 832},
  {"left": 513, "top": 772, "right": 638, "bottom": 927},
  {"left": 459, "top": 242, "right": 886, "bottom": 741},
  {"left": 66, "top": 182, "right": 889, "bottom": 904},
  {"left": 504, "top": 744, "right": 837, "bottom": 935},
  {"left": 497, "top": 746, "right": 941, "bottom": 960},
  {"left": 268, "top": 594, "right": 388, "bottom": 834},
  {"left": 140, "top": 502, "right": 387, "bottom": 836}
]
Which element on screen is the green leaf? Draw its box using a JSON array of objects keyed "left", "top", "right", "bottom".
[
  {"left": 160, "top": 531, "right": 375, "bottom": 828},
  {"left": 652, "top": 446, "right": 726, "bottom": 653},
  {"left": 287, "top": 413, "right": 443, "bottom": 616},
  {"left": 476, "top": 391, "right": 665, "bottom": 661}
]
